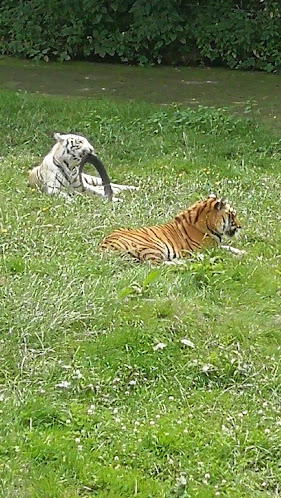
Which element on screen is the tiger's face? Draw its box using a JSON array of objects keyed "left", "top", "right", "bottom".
[
  {"left": 53, "top": 133, "right": 94, "bottom": 169},
  {"left": 190, "top": 194, "right": 241, "bottom": 242},
  {"left": 206, "top": 194, "right": 241, "bottom": 239}
]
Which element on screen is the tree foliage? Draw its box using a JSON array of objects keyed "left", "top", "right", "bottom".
[{"left": 0, "top": 0, "right": 280, "bottom": 71}]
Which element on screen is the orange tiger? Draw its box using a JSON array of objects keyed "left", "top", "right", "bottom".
[{"left": 100, "top": 194, "right": 245, "bottom": 262}]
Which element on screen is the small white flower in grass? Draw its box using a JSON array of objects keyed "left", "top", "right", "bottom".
[
  {"left": 155, "top": 414, "right": 160, "bottom": 419},
  {"left": 125, "top": 390, "right": 130, "bottom": 395},
  {"left": 264, "top": 428, "right": 270, "bottom": 434},
  {"left": 173, "top": 473, "right": 187, "bottom": 493},
  {"left": 150, "top": 420, "right": 155, "bottom": 426},
  {"left": 114, "top": 456, "right": 119, "bottom": 461},
  {"left": 153, "top": 342, "right": 166, "bottom": 351},
  {"left": 168, "top": 395, "right": 174, "bottom": 400},
  {"left": 180, "top": 338, "right": 195, "bottom": 348},
  {"left": 202, "top": 364, "right": 213, "bottom": 373},
  {"left": 204, "top": 473, "right": 210, "bottom": 479},
  {"left": 77, "top": 445, "right": 83, "bottom": 451},
  {"left": 128, "top": 380, "right": 136, "bottom": 386},
  {"left": 261, "top": 482, "right": 267, "bottom": 487},
  {"left": 215, "top": 493, "right": 220, "bottom": 496},
  {"left": 66, "top": 419, "right": 71, "bottom": 424},
  {"left": 73, "top": 369, "right": 83, "bottom": 380},
  {"left": 87, "top": 406, "right": 94, "bottom": 415},
  {"left": 75, "top": 438, "right": 80, "bottom": 444},
  {"left": 183, "top": 428, "right": 188, "bottom": 434},
  {"left": 55, "top": 380, "right": 71, "bottom": 389}
]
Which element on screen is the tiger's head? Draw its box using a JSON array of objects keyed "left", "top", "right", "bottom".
[
  {"left": 189, "top": 194, "right": 241, "bottom": 242},
  {"left": 53, "top": 133, "right": 95, "bottom": 169}
]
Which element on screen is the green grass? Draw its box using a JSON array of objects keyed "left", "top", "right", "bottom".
[{"left": 0, "top": 90, "right": 281, "bottom": 497}]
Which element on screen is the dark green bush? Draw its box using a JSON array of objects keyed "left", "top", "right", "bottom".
[
  {"left": 192, "top": 0, "right": 281, "bottom": 72},
  {"left": 0, "top": 0, "right": 280, "bottom": 71}
]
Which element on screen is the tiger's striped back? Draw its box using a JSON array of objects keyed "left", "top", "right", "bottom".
[{"left": 100, "top": 195, "right": 241, "bottom": 262}]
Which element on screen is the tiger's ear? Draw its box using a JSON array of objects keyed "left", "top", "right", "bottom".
[
  {"left": 214, "top": 197, "right": 227, "bottom": 210},
  {"left": 53, "top": 132, "right": 63, "bottom": 142}
]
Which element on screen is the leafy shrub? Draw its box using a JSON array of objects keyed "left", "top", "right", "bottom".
[
  {"left": 145, "top": 105, "right": 253, "bottom": 135},
  {"left": 192, "top": 0, "right": 281, "bottom": 73},
  {"left": 0, "top": 0, "right": 280, "bottom": 71}
]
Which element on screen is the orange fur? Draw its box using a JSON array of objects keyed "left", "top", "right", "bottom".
[{"left": 100, "top": 195, "right": 242, "bottom": 262}]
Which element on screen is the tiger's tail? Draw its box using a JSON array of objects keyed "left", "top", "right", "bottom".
[{"left": 79, "top": 154, "right": 113, "bottom": 200}]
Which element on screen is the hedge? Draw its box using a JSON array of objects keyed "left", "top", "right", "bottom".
[{"left": 0, "top": 0, "right": 280, "bottom": 72}]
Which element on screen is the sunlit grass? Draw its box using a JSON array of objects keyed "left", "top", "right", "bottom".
[{"left": 0, "top": 90, "right": 280, "bottom": 497}]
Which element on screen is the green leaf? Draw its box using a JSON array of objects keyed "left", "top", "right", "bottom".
[
  {"left": 118, "top": 286, "right": 135, "bottom": 299},
  {"left": 142, "top": 269, "right": 161, "bottom": 289}
]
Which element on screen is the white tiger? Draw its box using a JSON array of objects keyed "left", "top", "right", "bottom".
[{"left": 28, "top": 133, "right": 137, "bottom": 201}]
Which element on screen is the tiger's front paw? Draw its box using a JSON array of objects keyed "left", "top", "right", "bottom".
[
  {"left": 220, "top": 245, "right": 246, "bottom": 257},
  {"left": 235, "top": 249, "right": 246, "bottom": 256},
  {"left": 230, "top": 247, "right": 246, "bottom": 256},
  {"left": 126, "top": 185, "right": 139, "bottom": 191}
]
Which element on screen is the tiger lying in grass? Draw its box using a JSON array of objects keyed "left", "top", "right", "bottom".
[
  {"left": 28, "top": 133, "right": 137, "bottom": 202},
  {"left": 100, "top": 194, "right": 245, "bottom": 262}
]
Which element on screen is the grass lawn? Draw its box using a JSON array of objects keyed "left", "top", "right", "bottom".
[{"left": 0, "top": 89, "right": 280, "bottom": 497}]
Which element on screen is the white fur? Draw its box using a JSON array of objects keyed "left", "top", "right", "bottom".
[
  {"left": 220, "top": 245, "right": 246, "bottom": 256},
  {"left": 28, "top": 133, "right": 137, "bottom": 201}
]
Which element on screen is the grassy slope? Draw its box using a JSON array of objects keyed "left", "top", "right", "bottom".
[{"left": 0, "top": 90, "right": 280, "bottom": 497}]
